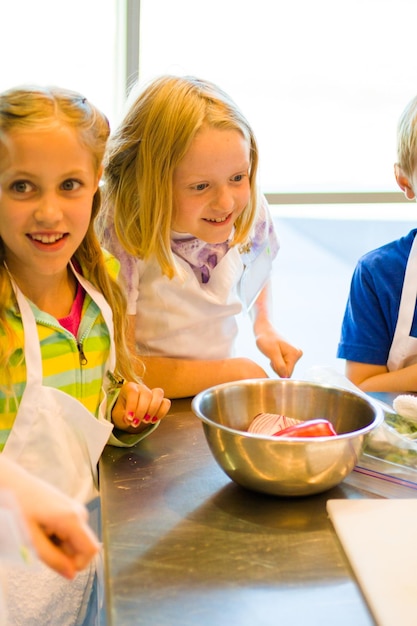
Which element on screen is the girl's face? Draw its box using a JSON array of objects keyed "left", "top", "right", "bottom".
[
  {"left": 0, "top": 124, "right": 101, "bottom": 289},
  {"left": 172, "top": 126, "right": 251, "bottom": 243}
]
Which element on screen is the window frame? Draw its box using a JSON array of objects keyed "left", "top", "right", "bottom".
[{"left": 123, "top": 0, "right": 407, "bottom": 207}]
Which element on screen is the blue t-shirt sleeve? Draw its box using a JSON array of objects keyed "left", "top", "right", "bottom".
[
  {"left": 337, "top": 230, "right": 417, "bottom": 365},
  {"left": 337, "top": 260, "right": 392, "bottom": 364}
]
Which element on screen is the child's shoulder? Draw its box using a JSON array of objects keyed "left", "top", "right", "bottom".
[
  {"left": 363, "top": 228, "right": 416, "bottom": 260},
  {"left": 77, "top": 248, "right": 121, "bottom": 281},
  {"left": 247, "top": 195, "right": 279, "bottom": 258},
  {"left": 102, "top": 248, "right": 121, "bottom": 283},
  {"left": 356, "top": 228, "right": 417, "bottom": 277},
  {"left": 101, "top": 247, "right": 120, "bottom": 270}
]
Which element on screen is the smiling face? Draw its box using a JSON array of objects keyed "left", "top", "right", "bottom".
[
  {"left": 172, "top": 125, "right": 251, "bottom": 243},
  {"left": 0, "top": 124, "right": 100, "bottom": 294}
]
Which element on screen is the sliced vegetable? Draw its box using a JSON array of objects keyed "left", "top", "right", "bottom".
[
  {"left": 273, "top": 418, "right": 337, "bottom": 438},
  {"left": 248, "top": 412, "right": 301, "bottom": 435}
]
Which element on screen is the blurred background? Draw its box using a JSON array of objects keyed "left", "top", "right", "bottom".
[{"left": 2, "top": 0, "right": 416, "bottom": 377}]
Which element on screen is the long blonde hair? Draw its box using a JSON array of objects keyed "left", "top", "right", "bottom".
[
  {"left": 101, "top": 75, "right": 261, "bottom": 278},
  {"left": 0, "top": 85, "right": 140, "bottom": 382}
]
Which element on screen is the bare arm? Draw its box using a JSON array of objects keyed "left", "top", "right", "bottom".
[
  {"left": 251, "top": 282, "right": 303, "bottom": 378},
  {"left": 346, "top": 360, "right": 417, "bottom": 393},
  {"left": 138, "top": 354, "right": 269, "bottom": 399},
  {"left": 127, "top": 316, "right": 268, "bottom": 399}
]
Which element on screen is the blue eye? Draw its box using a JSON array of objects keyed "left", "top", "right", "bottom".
[
  {"left": 11, "top": 180, "right": 33, "bottom": 193},
  {"left": 61, "top": 179, "right": 81, "bottom": 191}
]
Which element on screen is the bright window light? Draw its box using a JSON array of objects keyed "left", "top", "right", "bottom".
[
  {"left": 0, "top": 0, "right": 123, "bottom": 128},
  {"left": 138, "top": 0, "right": 417, "bottom": 194}
]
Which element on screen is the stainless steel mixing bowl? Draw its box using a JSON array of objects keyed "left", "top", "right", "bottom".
[{"left": 191, "top": 379, "right": 384, "bottom": 496}]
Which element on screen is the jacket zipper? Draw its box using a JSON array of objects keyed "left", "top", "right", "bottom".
[{"left": 77, "top": 341, "right": 88, "bottom": 366}]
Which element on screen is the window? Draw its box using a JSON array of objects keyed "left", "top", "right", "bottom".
[
  {"left": 138, "top": 0, "right": 417, "bottom": 197},
  {"left": 0, "top": 0, "right": 124, "bottom": 128},
  {"left": 136, "top": 1, "right": 417, "bottom": 374}
]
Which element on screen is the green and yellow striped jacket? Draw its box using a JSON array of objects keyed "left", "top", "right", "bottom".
[{"left": 0, "top": 253, "right": 151, "bottom": 451}]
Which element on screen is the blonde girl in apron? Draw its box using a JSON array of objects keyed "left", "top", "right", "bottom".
[
  {"left": 99, "top": 75, "right": 303, "bottom": 398},
  {"left": 3, "top": 269, "right": 114, "bottom": 626},
  {"left": 0, "top": 86, "right": 170, "bottom": 625}
]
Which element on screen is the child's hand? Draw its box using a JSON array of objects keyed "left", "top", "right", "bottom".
[
  {"left": 0, "top": 457, "right": 100, "bottom": 579},
  {"left": 111, "top": 382, "right": 171, "bottom": 431},
  {"left": 256, "top": 330, "right": 303, "bottom": 378},
  {"left": 252, "top": 285, "right": 303, "bottom": 378},
  {"left": 28, "top": 499, "right": 100, "bottom": 579}
]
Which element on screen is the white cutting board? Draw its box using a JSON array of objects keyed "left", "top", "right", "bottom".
[{"left": 327, "top": 499, "right": 417, "bottom": 626}]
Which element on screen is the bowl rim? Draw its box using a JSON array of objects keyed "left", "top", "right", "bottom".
[{"left": 191, "top": 378, "right": 385, "bottom": 442}]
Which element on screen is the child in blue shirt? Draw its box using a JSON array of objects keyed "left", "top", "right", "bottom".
[{"left": 338, "top": 95, "right": 417, "bottom": 392}]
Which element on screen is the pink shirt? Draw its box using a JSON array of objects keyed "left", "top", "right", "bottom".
[{"left": 58, "top": 281, "right": 85, "bottom": 336}]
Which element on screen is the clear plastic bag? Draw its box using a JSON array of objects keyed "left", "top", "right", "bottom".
[{"left": 306, "top": 365, "right": 417, "bottom": 470}]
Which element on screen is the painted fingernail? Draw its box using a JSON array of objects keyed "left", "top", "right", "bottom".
[
  {"left": 151, "top": 416, "right": 159, "bottom": 423},
  {"left": 126, "top": 411, "right": 135, "bottom": 422},
  {"left": 132, "top": 417, "right": 140, "bottom": 427},
  {"left": 143, "top": 413, "right": 152, "bottom": 423}
]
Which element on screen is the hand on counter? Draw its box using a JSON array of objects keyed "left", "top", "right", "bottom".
[{"left": 111, "top": 381, "right": 171, "bottom": 432}]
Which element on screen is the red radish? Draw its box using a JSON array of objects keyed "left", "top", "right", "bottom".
[{"left": 273, "top": 419, "right": 337, "bottom": 438}]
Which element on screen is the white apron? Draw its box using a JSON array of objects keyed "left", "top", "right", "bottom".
[
  {"left": 2, "top": 266, "right": 114, "bottom": 626},
  {"left": 135, "top": 247, "right": 243, "bottom": 359},
  {"left": 387, "top": 235, "right": 417, "bottom": 370}
]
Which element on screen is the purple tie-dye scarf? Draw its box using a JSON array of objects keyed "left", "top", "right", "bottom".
[{"left": 171, "top": 235, "right": 229, "bottom": 284}]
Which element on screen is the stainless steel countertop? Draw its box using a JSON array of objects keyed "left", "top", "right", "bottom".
[{"left": 99, "top": 394, "right": 406, "bottom": 626}]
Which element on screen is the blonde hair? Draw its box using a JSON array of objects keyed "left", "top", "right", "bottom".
[
  {"left": 0, "top": 131, "right": 8, "bottom": 170},
  {"left": 397, "top": 95, "right": 417, "bottom": 179},
  {"left": 0, "top": 85, "right": 140, "bottom": 383},
  {"left": 101, "top": 75, "right": 260, "bottom": 279}
]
